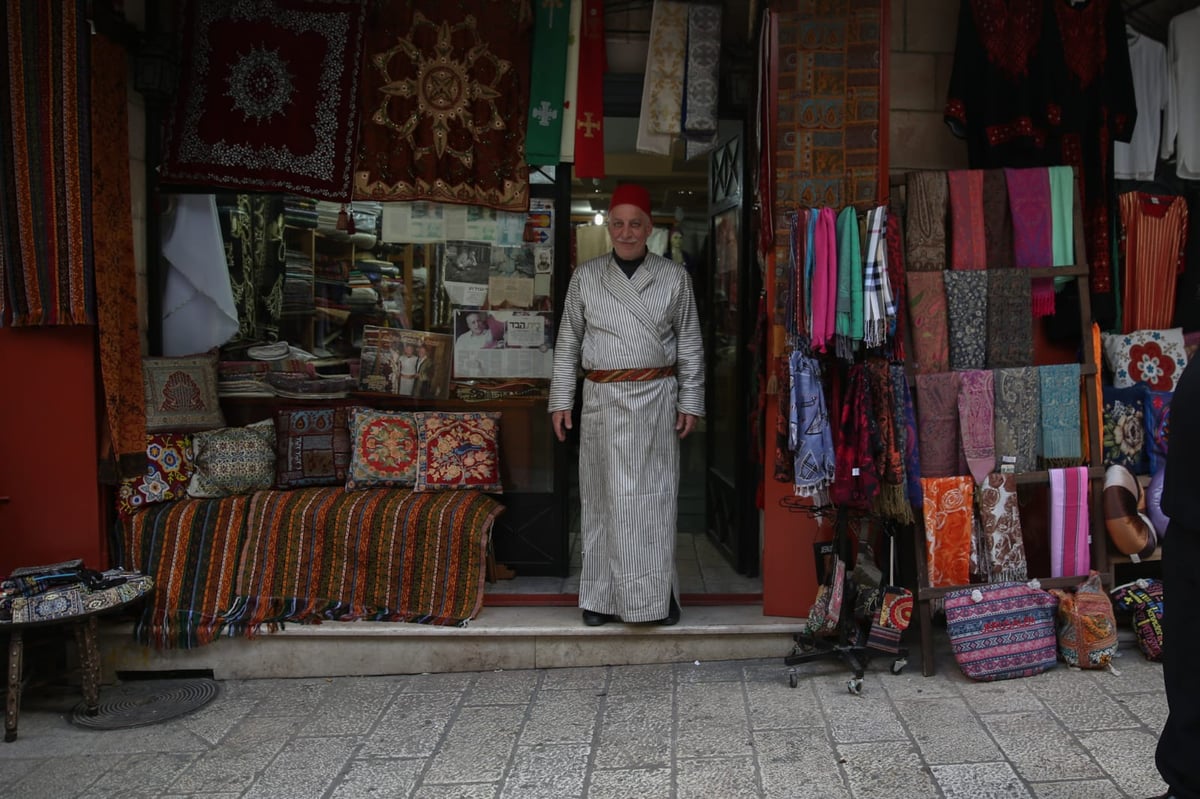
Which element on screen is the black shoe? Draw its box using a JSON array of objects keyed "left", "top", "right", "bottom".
[
  {"left": 658, "top": 596, "right": 681, "bottom": 626},
  {"left": 582, "top": 609, "right": 613, "bottom": 626}
]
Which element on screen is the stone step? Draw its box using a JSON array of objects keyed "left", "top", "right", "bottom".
[{"left": 98, "top": 605, "right": 803, "bottom": 680}]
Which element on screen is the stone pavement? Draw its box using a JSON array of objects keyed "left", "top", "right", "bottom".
[{"left": 0, "top": 634, "right": 1169, "bottom": 799}]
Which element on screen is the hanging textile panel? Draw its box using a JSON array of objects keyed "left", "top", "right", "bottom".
[
  {"left": 922, "top": 475, "right": 974, "bottom": 588},
  {"left": 0, "top": 0, "right": 94, "bottom": 326},
  {"left": 355, "top": 1, "right": 534, "bottom": 211},
  {"left": 525, "top": 0, "right": 572, "bottom": 166},
  {"left": 772, "top": 0, "right": 884, "bottom": 323},
  {"left": 160, "top": 0, "right": 367, "bottom": 201}
]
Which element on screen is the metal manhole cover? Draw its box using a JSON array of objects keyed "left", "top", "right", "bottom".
[{"left": 70, "top": 678, "right": 220, "bottom": 730}]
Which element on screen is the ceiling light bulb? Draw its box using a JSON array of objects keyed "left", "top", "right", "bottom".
[{"left": 594, "top": 211, "right": 604, "bottom": 226}]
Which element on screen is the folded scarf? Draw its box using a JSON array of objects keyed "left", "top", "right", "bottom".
[
  {"left": 830, "top": 363, "right": 879, "bottom": 507},
  {"left": 1005, "top": 167, "right": 1055, "bottom": 318},
  {"left": 921, "top": 475, "right": 974, "bottom": 587},
  {"left": 788, "top": 348, "right": 835, "bottom": 497},
  {"left": 1049, "top": 466, "right": 1090, "bottom": 578},
  {"left": 915, "top": 371, "right": 962, "bottom": 478},
  {"left": 957, "top": 369, "right": 995, "bottom": 484},
  {"left": 885, "top": 207, "right": 907, "bottom": 361},
  {"left": 835, "top": 206, "right": 864, "bottom": 360},
  {"left": 905, "top": 171, "right": 948, "bottom": 271},
  {"left": 944, "top": 270, "right": 988, "bottom": 371},
  {"left": 948, "top": 170, "right": 986, "bottom": 270},
  {"left": 891, "top": 363, "right": 923, "bottom": 507},
  {"left": 1049, "top": 165, "right": 1075, "bottom": 290},
  {"left": 906, "top": 271, "right": 949, "bottom": 374},
  {"left": 1039, "top": 363, "right": 1082, "bottom": 464},
  {"left": 863, "top": 206, "right": 893, "bottom": 349},
  {"left": 811, "top": 207, "right": 838, "bottom": 352},
  {"left": 993, "top": 367, "right": 1041, "bottom": 473},
  {"left": 985, "top": 269, "right": 1033, "bottom": 368},
  {"left": 978, "top": 472, "right": 1028, "bottom": 582},
  {"left": 982, "top": 169, "right": 1013, "bottom": 269}
]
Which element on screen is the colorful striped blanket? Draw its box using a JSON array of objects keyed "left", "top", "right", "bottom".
[{"left": 121, "top": 488, "right": 503, "bottom": 647}]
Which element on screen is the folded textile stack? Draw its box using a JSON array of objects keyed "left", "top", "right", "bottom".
[
  {"left": 217, "top": 357, "right": 315, "bottom": 397},
  {"left": 264, "top": 372, "right": 357, "bottom": 399},
  {"left": 282, "top": 246, "right": 315, "bottom": 315},
  {"left": 283, "top": 195, "right": 319, "bottom": 229}
]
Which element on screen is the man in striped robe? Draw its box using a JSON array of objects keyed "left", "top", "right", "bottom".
[{"left": 549, "top": 183, "right": 705, "bottom": 626}]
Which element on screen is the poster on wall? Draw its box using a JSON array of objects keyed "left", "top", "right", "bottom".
[
  {"left": 437, "top": 241, "right": 491, "bottom": 306},
  {"left": 452, "top": 309, "right": 554, "bottom": 379},
  {"left": 358, "top": 326, "right": 453, "bottom": 399}
]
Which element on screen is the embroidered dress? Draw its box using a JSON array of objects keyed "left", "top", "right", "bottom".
[{"left": 1119, "top": 192, "right": 1188, "bottom": 332}]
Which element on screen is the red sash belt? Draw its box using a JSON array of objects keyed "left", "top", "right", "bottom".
[{"left": 585, "top": 366, "right": 675, "bottom": 383}]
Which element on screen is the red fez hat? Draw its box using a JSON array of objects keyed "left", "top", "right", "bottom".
[{"left": 609, "top": 183, "right": 652, "bottom": 217}]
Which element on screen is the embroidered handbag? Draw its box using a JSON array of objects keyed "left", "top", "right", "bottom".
[
  {"left": 1110, "top": 578, "right": 1165, "bottom": 662},
  {"left": 1052, "top": 571, "right": 1118, "bottom": 669},
  {"left": 944, "top": 581, "right": 1059, "bottom": 681},
  {"left": 804, "top": 555, "right": 845, "bottom": 636},
  {"left": 866, "top": 532, "right": 912, "bottom": 654}
]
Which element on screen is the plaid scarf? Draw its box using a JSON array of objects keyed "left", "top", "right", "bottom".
[
  {"left": 788, "top": 348, "right": 835, "bottom": 497},
  {"left": 863, "top": 205, "right": 894, "bottom": 349}
]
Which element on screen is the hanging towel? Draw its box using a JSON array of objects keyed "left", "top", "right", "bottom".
[
  {"left": 161, "top": 194, "right": 240, "bottom": 357},
  {"left": 957, "top": 370, "right": 996, "bottom": 484},
  {"left": 1039, "top": 363, "right": 1082, "bottom": 464},
  {"left": 811, "top": 208, "right": 838, "bottom": 352},
  {"left": 886, "top": 204, "right": 908, "bottom": 362},
  {"left": 1005, "top": 167, "right": 1055, "bottom": 317},
  {"left": 978, "top": 472, "right": 1029, "bottom": 583},
  {"left": 830, "top": 363, "right": 879, "bottom": 507},
  {"left": 906, "top": 271, "right": 950, "bottom": 373},
  {"left": 1049, "top": 467, "right": 1091, "bottom": 578},
  {"left": 948, "top": 170, "right": 986, "bottom": 269},
  {"left": 944, "top": 270, "right": 988, "bottom": 371},
  {"left": 834, "top": 206, "right": 864, "bottom": 360},
  {"left": 982, "top": 169, "right": 1014, "bottom": 269},
  {"left": 1049, "top": 166, "right": 1076, "bottom": 292},
  {"left": 789, "top": 348, "right": 836, "bottom": 497},
  {"left": 915, "top": 372, "right": 962, "bottom": 478},
  {"left": 921, "top": 475, "right": 975, "bottom": 588},
  {"left": 681, "top": 2, "right": 720, "bottom": 141},
  {"left": 993, "top": 367, "right": 1042, "bottom": 474},
  {"left": 905, "top": 171, "right": 948, "bottom": 271},
  {"left": 891, "top": 364, "right": 923, "bottom": 507},
  {"left": 985, "top": 269, "right": 1034, "bottom": 368},
  {"left": 636, "top": 0, "right": 687, "bottom": 155},
  {"left": 863, "top": 206, "right": 893, "bottom": 348}
]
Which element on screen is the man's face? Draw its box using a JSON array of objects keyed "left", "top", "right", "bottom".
[
  {"left": 608, "top": 204, "right": 652, "bottom": 261},
  {"left": 467, "top": 314, "right": 486, "bottom": 333}
]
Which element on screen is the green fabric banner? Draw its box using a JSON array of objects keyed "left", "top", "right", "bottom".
[{"left": 526, "top": 0, "right": 572, "bottom": 166}]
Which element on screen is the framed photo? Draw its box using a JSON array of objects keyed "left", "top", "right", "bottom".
[
  {"left": 358, "top": 326, "right": 453, "bottom": 399},
  {"left": 452, "top": 309, "right": 554, "bottom": 379}
]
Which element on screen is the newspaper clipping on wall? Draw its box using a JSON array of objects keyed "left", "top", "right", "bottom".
[{"left": 452, "top": 309, "right": 554, "bottom": 379}]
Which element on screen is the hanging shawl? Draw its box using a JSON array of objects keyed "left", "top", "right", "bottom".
[
  {"left": 1049, "top": 467, "right": 1091, "bottom": 578},
  {"left": 944, "top": 271, "right": 988, "bottom": 371},
  {"left": 811, "top": 208, "right": 838, "bottom": 352},
  {"left": 867, "top": 358, "right": 910, "bottom": 522},
  {"left": 985, "top": 269, "right": 1034, "bottom": 368},
  {"left": 1004, "top": 167, "right": 1055, "bottom": 317},
  {"left": 957, "top": 370, "right": 996, "bottom": 484},
  {"left": 681, "top": 2, "right": 721, "bottom": 142},
  {"left": 921, "top": 475, "right": 974, "bottom": 588},
  {"left": 993, "top": 367, "right": 1041, "bottom": 473},
  {"left": 786, "top": 212, "right": 803, "bottom": 339},
  {"left": 862, "top": 206, "right": 894, "bottom": 349},
  {"left": 970, "top": 511, "right": 990, "bottom": 583},
  {"left": 978, "top": 472, "right": 1029, "bottom": 582},
  {"left": 805, "top": 209, "right": 818, "bottom": 337},
  {"left": 789, "top": 347, "right": 835, "bottom": 497},
  {"left": 1048, "top": 165, "right": 1076, "bottom": 290},
  {"left": 982, "top": 169, "right": 1014, "bottom": 269},
  {"left": 885, "top": 206, "right": 908, "bottom": 362},
  {"left": 915, "top": 372, "right": 962, "bottom": 478},
  {"left": 905, "top": 171, "right": 948, "bottom": 271},
  {"left": 635, "top": 0, "right": 687, "bottom": 155},
  {"left": 774, "top": 352, "right": 794, "bottom": 484},
  {"left": 830, "top": 363, "right": 879, "bottom": 507},
  {"left": 834, "top": 207, "right": 863, "bottom": 360},
  {"left": 1040, "top": 363, "right": 1082, "bottom": 464},
  {"left": 947, "top": 170, "right": 986, "bottom": 270},
  {"left": 891, "top": 364, "right": 923, "bottom": 507},
  {"left": 906, "top": 271, "right": 949, "bottom": 373}
]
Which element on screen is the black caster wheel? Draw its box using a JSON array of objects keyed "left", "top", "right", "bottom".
[
  {"left": 847, "top": 677, "right": 863, "bottom": 695},
  {"left": 788, "top": 670, "right": 798, "bottom": 688},
  {"left": 891, "top": 658, "right": 907, "bottom": 675}
]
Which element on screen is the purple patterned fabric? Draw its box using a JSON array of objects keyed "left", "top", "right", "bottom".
[
  {"left": 1005, "top": 168, "right": 1053, "bottom": 268},
  {"left": 957, "top": 370, "right": 996, "bottom": 484}
]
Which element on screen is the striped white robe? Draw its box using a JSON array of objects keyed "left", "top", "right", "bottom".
[{"left": 549, "top": 251, "right": 705, "bottom": 622}]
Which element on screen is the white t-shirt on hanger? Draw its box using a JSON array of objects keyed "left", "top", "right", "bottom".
[
  {"left": 1114, "top": 29, "right": 1168, "bottom": 181},
  {"left": 1161, "top": 8, "right": 1200, "bottom": 179}
]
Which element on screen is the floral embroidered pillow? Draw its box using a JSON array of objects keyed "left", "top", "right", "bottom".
[
  {"left": 275, "top": 407, "right": 352, "bottom": 489},
  {"left": 1101, "top": 328, "right": 1189, "bottom": 392},
  {"left": 187, "top": 420, "right": 276, "bottom": 498},
  {"left": 117, "top": 433, "right": 193, "bottom": 518},
  {"left": 346, "top": 408, "right": 419, "bottom": 490},
  {"left": 414, "top": 411, "right": 502, "bottom": 492},
  {"left": 1102, "top": 384, "right": 1149, "bottom": 475}
]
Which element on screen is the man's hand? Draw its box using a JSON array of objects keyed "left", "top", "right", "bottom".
[
  {"left": 676, "top": 412, "right": 697, "bottom": 439},
  {"left": 552, "top": 410, "right": 573, "bottom": 442}
]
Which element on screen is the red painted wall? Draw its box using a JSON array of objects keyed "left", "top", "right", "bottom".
[{"left": 0, "top": 326, "right": 103, "bottom": 574}]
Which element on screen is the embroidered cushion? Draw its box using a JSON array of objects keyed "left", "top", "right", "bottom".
[
  {"left": 274, "top": 407, "right": 352, "bottom": 489},
  {"left": 142, "top": 351, "right": 225, "bottom": 432},
  {"left": 1110, "top": 578, "right": 1165, "bottom": 662},
  {"left": 117, "top": 433, "right": 194, "bottom": 518},
  {"left": 944, "top": 581, "right": 1059, "bottom": 681},
  {"left": 1143, "top": 389, "right": 1172, "bottom": 476},
  {"left": 1051, "top": 571, "right": 1118, "bottom": 670},
  {"left": 414, "top": 411, "right": 502, "bottom": 492},
  {"left": 187, "top": 420, "right": 276, "bottom": 498},
  {"left": 346, "top": 408, "right": 419, "bottom": 490},
  {"left": 1101, "top": 327, "right": 1189, "bottom": 391},
  {"left": 1101, "top": 384, "right": 1149, "bottom": 474}
]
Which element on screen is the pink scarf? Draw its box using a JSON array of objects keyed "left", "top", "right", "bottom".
[
  {"left": 1049, "top": 467, "right": 1090, "bottom": 578},
  {"left": 811, "top": 207, "right": 838, "bottom": 352}
]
